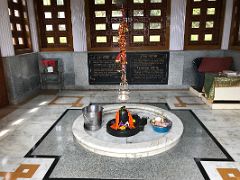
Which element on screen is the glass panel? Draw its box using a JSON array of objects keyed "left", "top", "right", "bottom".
[
  {"left": 16, "top": 24, "right": 21, "bottom": 31},
  {"left": 13, "top": 0, "right": 18, "bottom": 3},
  {"left": 58, "top": 12, "right": 65, "bottom": 18},
  {"left": 95, "top": 11, "right": 106, "bottom": 17},
  {"left": 113, "top": 36, "right": 118, "bottom": 43},
  {"left": 112, "top": 23, "right": 120, "bottom": 30},
  {"left": 18, "top": 37, "right": 23, "bottom": 45},
  {"left": 204, "top": 34, "right": 212, "bottom": 41},
  {"left": 207, "top": 8, "right": 215, "bottom": 15},
  {"left": 133, "top": 36, "right": 144, "bottom": 42},
  {"left": 194, "top": 0, "right": 201, "bottom": 1},
  {"left": 23, "top": 12, "right": 27, "bottom": 18},
  {"left": 192, "top": 8, "right": 201, "bottom": 15},
  {"left": 150, "top": 23, "right": 161, "bottom": 29},
  {"left": 150, "top": 9, "right": 161, "bottom": 16},
  {"left": 192, "top": 21, "right": 200, "bottom": 28},
  {"left": 14, "top": 10, "right": 20, "bottom": 17},
  {"left": 43, "top": 0, "right": 51, "bottom": 6},
  {"left": 151, "top": 0, "right": 162, "bottom": 3},
  {"left": 95, "top": 0, "right": 105, "bottom": 4},
  {"left": 206, "top": 21, "right": 214, "bottom": 28},
  {"left": 46, "top": 25, "right": 53, "bottom": 31},
  {"left": 47, "top": 37, "right": 54, "bottom": 43},
  {"left": 59, "top": 24, "right": 66, "bottom": 31},
  {"left": 150, "top": 35, "right": 160, "bottom": 42},
  {"left": 8, "top": 8, "right": 11, "bottom": 16},
  {"left": 112, "top": 10, "right": 122, "bottom": 17},
  {"left": 134, "top": 0, "right": 144, "bottom": 3},
  {"left": 96, "top": 24, "right": 106, "bottom": 30},
  {"left": 44, "top": 12, "right": 52, "bottom": 19},
  {"left": 208, "top": 0, "right": 216, "bottom": 1},
  {"left": 10, "top": 23, "right": 13, "bottom": 30},
  {"left": 112, "top": 0, "right": 116, "bottom": 4},
  {"left": 133, "top": 23, "right": 144, "bottom": 30},
  {"left": 22, "top": 0, "right": 26, "bottom": 6},
  {"left": 57, "top": 0, "right": 64, "bottom": 5},
  {"left": 190, "top": 34, "right": 199, "bottom": 41},
  {"left": 96, "top": 36, "right": 107, "bottom": 43},
  {"left": 12, "top": 38, "right": 16, "bottom": 45},
  {"left": 59, "top": 37, "right": 67, "bottom": 43},
  {"left": 25, "top": 25, "right": 29, "bottom": 32},
  {"left": 133, "top": 10, "right": 144, "bottom": 16}
]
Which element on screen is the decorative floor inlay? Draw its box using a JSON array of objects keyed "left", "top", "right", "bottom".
[
  {"left": 0, "top": 164, "right": 40, "bottom": 179},
  {"left": 175, "top": 96, "right": 205, "bottom": 107},
  {"left": 48, "top": 96, "right": 83, "bottom": 107},
  {"left": 167, "top": 96, "right": 209, "bottom": 110},
  {"left": 200, "top": 161, "right": 240, "bottom": 180},
  {"left": 0, "top": 157, "right": 55, "bottom": 180},
  {"left": 25, "top": 104, "right": 230, "bottom": 179},
  {"left": 1, "top": 90, "right": 240, "bottom": 179},
  {"left": 0, "top": 91, "right": 240, "bottom": 180},
  {"left": 72, "top": 104, "right": 184, "bottom": 158}
]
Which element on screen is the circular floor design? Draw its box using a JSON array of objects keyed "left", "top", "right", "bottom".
[{"left": 72, "top": 104, "right": 184, "bottom": 158}]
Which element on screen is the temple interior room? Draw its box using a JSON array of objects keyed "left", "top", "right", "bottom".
[{"left": 1, "top": 0, "right": 240, "bottom": 179}]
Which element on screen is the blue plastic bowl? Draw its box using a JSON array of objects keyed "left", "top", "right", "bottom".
[{"left": 150, "top": 119, "right": 172, "bottom": 133}]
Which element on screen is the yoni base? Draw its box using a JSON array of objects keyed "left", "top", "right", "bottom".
[{"left": 106, "top": 114, "right": 147, "bottom": 137}]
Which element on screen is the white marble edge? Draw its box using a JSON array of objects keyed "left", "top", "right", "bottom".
[{"left": 72, "top": 104, "right": 184, "bottom": 158}]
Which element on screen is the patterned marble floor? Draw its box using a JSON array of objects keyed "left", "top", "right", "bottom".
[{"left": 0, "top": 90, "right": 239, "bottom": 179}]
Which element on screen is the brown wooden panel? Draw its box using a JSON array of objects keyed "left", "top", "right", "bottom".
[
  {"left": 184, "top": 0, "right": 225, "bottom": 50},
  {"left": 0, "top": 55, "right": 9, "bottom": 108},
  {"left": 229, "top": 0, "right": 240, "bottom": 50},
  {"left": 85, "top": 0, "right": 170, "bottom": 51},
  {"left": 35, "top": 0, "right": 73, "bottom": 51},
  {"left": 8, "top": 0, "right": 32, "bottom": 54}
]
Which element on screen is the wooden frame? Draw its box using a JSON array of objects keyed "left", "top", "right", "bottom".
[
  {"left": 184, "top": 0, "right": 226, "bottom": 50},
  {"left": 229, "top": 0, "right": 240, "bottom": 50},
  {"left": 8, "top": 0, "right": 32, "bottom": 55},
  {"left": 34, "top": 0, "right": 73, "bottom": 51},
  {"left": 85, "top": 0, "right": 170, "bottom": 51}
]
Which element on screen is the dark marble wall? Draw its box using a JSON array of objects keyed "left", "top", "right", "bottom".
[
  {"left": 181, "top": 50, "right": 225, "bottom": 85},
  {"left": 38, "top": 52, "right": 75, "bottom": 89},
  {"left": 41, "top": 50, "right": 225, "bottom": 89},
  {"left": 2, "top": 50, "right": 239, "bottom": 105},
  {"left": 2, "top": 53, "right": 40, "bottom": 104},
  {"left": 224, "top": 50, "right": 240, "bottom": 71}
]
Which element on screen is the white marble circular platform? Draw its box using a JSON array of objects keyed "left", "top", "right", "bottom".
[{"left": 72, "top": 104, "right": 184, "bottom": 158}]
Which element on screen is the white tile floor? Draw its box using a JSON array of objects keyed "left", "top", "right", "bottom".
[{"left": 0, "top": 90, "right": 240, "bottom": 179}]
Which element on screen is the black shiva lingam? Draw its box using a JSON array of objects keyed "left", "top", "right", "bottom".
[{"left": 106, "top": 106, "right": 147, "bottom": 137}]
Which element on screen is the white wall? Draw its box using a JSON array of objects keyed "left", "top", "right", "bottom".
[
  {"left": 27, "top": 0, "right": 39, "bottom": 52},
  {"left": 169, "top": 0, "right": 187, "bottom": 50},
  {"left": 71, "top": 0, "right": 87, "bottom": 52},
  {"left": 0, "top": 0, "right": 235, "bottom": 57},
  {"left": 0, "top": 0, "right": 15, "bottom": 57},
  {"left": 221, "top": 0, "right": 233, "bottom": 49}
]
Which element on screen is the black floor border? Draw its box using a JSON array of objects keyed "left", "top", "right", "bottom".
[
  {"left": 189, "top": 110, "right": 234, "bottom": 161},
  {"left": 23, "top": 103, "right": 235, "bottom": 180},
  {"left": 194, "top": 158, "right": 233, "bottom": 180},
  {"left": 24, "top": 109, "right": 80, "bottom": 157},
  {"left": 165, "top": 104, "right": 235, "bottom": 180},
  {"left": 189, "top": 110, "right": 234, "bottom": 180}
]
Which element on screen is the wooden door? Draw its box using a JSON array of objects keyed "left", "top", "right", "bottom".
[{"left": 0, "top": 54, "right": 8, "bottom": 108}]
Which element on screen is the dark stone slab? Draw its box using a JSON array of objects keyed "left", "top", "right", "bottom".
[
  {"left": 30, "top": 104, "right": 227, "bottom": 180},
  {"left": 2, "top": 53, "right": 40, "bottom": 104},
  {"left": 88, "top": 52, "right": 169, "bottom": 85}
]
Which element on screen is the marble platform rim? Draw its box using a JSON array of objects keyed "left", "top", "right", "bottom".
[{"left": 72, "top": 104, "right": 184, "bottom": 158}]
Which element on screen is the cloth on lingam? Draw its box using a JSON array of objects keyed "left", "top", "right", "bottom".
[{"left": 110, "top": 108, "right": 135, "bottom": 130}]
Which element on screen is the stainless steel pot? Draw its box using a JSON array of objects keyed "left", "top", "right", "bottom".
[{"left": 82, "top": 104, "right": 103, "bottom": 131}]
